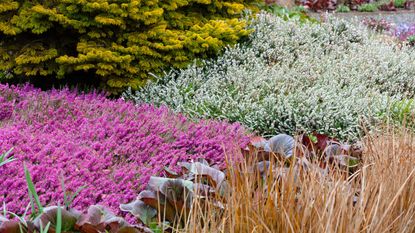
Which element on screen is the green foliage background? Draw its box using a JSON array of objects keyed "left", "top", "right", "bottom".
[{"left": 0, "top": 0, "right": 259, "bottom": 92}]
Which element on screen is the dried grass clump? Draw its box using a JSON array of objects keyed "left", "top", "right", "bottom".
[{"left": 177, "top": 128, "right": 415, "bottom": 233}]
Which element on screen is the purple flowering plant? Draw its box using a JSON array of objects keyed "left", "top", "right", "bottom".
[
  {"left": 392, "top": 23, "right": 415, "bottom": 41},
  {"left": 0, "top": 84, "right": 249, "bottom": 217},
  {"left": 362, "top": 17, "right": 392, "bottom": 33}
]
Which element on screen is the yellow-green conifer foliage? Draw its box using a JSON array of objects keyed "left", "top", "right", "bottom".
[{"left": 0, "top": 0, "right": 259, "bottom": 92}]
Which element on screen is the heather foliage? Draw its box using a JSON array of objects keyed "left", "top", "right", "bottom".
[
  {"left": 126, "top": 13, "right": 415, "bottom": 140},
  {"left": 0, "top": 84, "right": 249, "bottom": 216}
]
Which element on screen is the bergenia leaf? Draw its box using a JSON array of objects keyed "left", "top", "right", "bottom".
[
  {"left": 265, "top": 134, "right": 295, "bottom": 158},
  {"left": 147, "top": 177, "right": 193, "bottom": 194},
  {"left": 119, "top": 200, "right": 157, "bottom": 226},
  {"left": 190, "top": 162, "right": 226, "bottom": 188},
  {"left": 137, "top": 189, "right": 176, "bottom": 223},
  {"left": 256, "top": 161, "right": 271, "bottom": 175},
  {"left": 146, "top": 177, "right": 169, "bottom": 192},
  {"left": 193, "top": 183, "right": 215, "bottom": 197},
  {"left": 160, "top": 179, "right": 194, "bottom": 212},
  {"left": 163, "top": 167, "right": 180, "bottom": 178},
  {"left": 177, "top": 162, "right": 191, "bottom": 172},
  {"left": 250, "top": 136, "right": 267, "bottom": 149},
  {"left": 34, "top": 206, "right": 79, "bottom": 232},
  {"left": 0, "top": 220, "right": 21, "bottom": 233},
  {"left": 196, "top": 158, "right": 209, "bottom": 166},
  {"left": 76, "top": 205, "right": 127, "bottom": 233},
  {"left": 118, "top": 225, "right": 151, "bottom": 233},
  {"left": 302, "top": 133, "right": 338, "bottom": 154},
  {"left": 324, "top": 144, "right": 343, "bottom": 157},
  {"left": 138, "top": 190, "right": 160, "bottom": 208}
]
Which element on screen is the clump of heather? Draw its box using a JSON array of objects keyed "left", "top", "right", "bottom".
[
  {"left": 0, "top": 97, "right": 13, "bottom": 121},
  {"left": 393, "top": 23, "right": 415, "bottom": 41},
  {"left": 363, "top": 17, "right": 392, "bottom": 33},
  {"left": 126, "top": 13, "right": 415, "bottom": 140},
  {"left": 0, "top": 84, "right": 249, "bottom": 217}
]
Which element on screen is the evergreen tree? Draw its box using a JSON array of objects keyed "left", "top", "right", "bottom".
[{"left": 0, "top": 0, "right": 258, "bottom": 92}]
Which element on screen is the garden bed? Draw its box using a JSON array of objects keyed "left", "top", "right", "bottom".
[{"left": 0, "top": 84, "right": 248, "bottom": 217}]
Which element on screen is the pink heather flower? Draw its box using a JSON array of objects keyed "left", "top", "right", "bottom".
[
  {"left": 0, "top": 97, "right": 13, "bottom": 121},
  {"left": 0, "top": 84, "right": 249, "bottom": 218}
]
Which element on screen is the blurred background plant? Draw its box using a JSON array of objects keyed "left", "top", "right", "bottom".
[
  {"left": 260, "top": 3, "right": 318, "bottom": 22},
  {"left": 363, "top": 17, "right": 392, "bottom": 32},
  {"left": 393, "top": 23, "right": 415, "bottom": 41},
  {"left": 357, "top": 3, "right": 379, "bottom": 11},
  {"left": 336, "top": 4, "right": 352, "bottom": 11}
]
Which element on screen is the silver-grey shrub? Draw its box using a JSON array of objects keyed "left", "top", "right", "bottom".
[{"left": 124, "top": 13, "right": 415, "bottom": 140}]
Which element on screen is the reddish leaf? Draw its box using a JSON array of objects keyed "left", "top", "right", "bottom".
[
  {"left": 163, "top": 167, "right": 180, "bottom": 178},
  {"left": 160, "top": 179, "right": 193, "bottom": 213},
  {"left": 0, "top": 220, "right": 21, "bottom": 233},
  {"left": 404, "top": 0, "right": 414, "bottom": 9},
  {"left": 119, "top": 199, "right": 157, "bottom": 226},
  {"left": 75, "top": 205, "right": 128, "bottom": 233},
  {"left": 137, "top": 189, "right": 177, "bottom": 223},
  {"left": 265, "top": 134, "right": 295, "bottom": 158},
  {"left": 302, "top": 132, "right": 338, "bottom": 155},
  {"left": 190, "top": 162, "right": 226, "bottom": 188},
  {"left": 379, "top": 1, "right": 396, "bottom": 10},
  {"left": 250, "top": 136, "right": 267, "bottom": 149},
  {"left": 304, "top": 0, "right": 336, "bottom": 11},
  {"left": 34, "top": 206, "right": 80, "bottom": 233}
]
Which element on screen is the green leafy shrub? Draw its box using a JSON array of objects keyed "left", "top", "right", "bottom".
[
  {"left": 292, "top": 5, "right": 308, "bottom": 13},
  {"left": 384, "top": 99, "right": 415, "bottom": 129},
  {"left": 262, "top": 4, "right": 317, "bottom": 22},
  {"left": 357, "top": 3, "right": 378, "bottom": 11},
  {"left": 408, "top": 35, "right": 415, "bottom": 46},
  {"left": 0, "top": 0, "right": 259, "bottom": 93},
  {"left": 336, "top": 4, "right": 351, "bottom": 12},
  {"left": 125, "top": 13, "right": 415, "bottom": 140},
  {"left": 394, "top": 0, "right": 406, "bottom": 7}
]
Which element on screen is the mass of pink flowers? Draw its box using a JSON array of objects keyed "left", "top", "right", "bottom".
[{"left": 0, "top": 84, "right": 249, "bottom": 216}]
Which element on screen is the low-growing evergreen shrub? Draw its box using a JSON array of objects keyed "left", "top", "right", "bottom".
[
  {"left": 336, "top": 4, "right": 351, "bottom": 12},
  {"left": 0, "top": 0, "right": 259, "bottom": 92},
  {"left": 125, "top": 13, "right": 415, "bottom": 140},
  {"left": 357, "top": 3, "right": 378, "bottom": 11},
  {"left": 0, "top": 84, "right": 248, "bottom": 216},
  {"left": 394, "top": 0, "right": 406, "bottom": 7},
  {"left": 261, "top": 4, "right": 317, "bottom": 22}
]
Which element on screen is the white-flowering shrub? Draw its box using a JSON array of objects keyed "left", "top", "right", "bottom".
[{"left": 124, "top": 13, "right": 415, "bottom": 140}]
